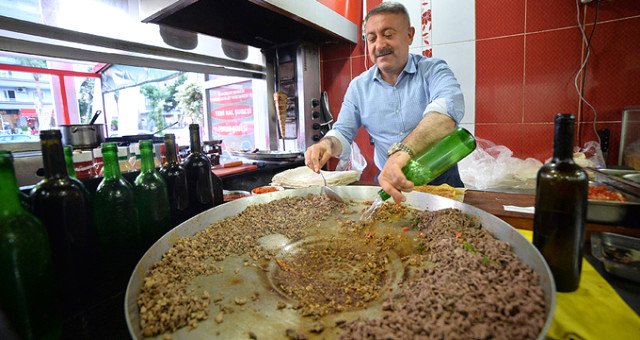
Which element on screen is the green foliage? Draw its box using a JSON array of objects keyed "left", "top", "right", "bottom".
[
  {"left": 140, "top": 74, "right": 188, "bottom": 131},
  {"left": 176, "top": 81, "right": 203, "bottom": 124},
  {"left": 78, "top": 78, "right": 95, "bottom": 123}
]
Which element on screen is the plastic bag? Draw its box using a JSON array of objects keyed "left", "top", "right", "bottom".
[
  {"left": 574, "top": 141, "right": 606, "bottom": 168},
  {"left": 543, "top": 141, "right": 606, "bottom": 168},
  {"left": 336, "top": 142, "right": 367, "bottom": 180},
  {"left": 458, "top": 138, "right": 543, "bottom": 190}
]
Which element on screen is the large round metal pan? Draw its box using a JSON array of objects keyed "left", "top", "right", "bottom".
[
  {"left": 230, "top": 150, "right": 303, "bottom": 160},
  {"left": 125, "top": 186, "right": 555, "bottom": 339}
]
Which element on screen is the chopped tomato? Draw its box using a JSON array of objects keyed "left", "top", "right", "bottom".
[{"left": 588, "top": 185, "right": 627, "bottom": 201}]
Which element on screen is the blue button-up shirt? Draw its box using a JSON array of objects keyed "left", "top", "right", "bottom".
[{"left": 326, "top": 53, "right": 464, "bottom": 171}]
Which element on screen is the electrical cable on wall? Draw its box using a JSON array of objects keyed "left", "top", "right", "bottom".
[{"left": 574, "top": 0, "right": 601, "bottom": 146}]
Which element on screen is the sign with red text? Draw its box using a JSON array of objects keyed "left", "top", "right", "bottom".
[{"left": 208, "top": 81, "right": 255, "bottom": 150}]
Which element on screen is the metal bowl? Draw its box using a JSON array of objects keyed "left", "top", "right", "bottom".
[{"left": 125, "top": 186, "right": 555, "bottom": 339}]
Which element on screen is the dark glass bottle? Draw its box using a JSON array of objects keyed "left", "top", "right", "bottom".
[
  {"left": 64, "top": 145, "right": 77, "bottom": 178},
  {"left": 0, "top": 151, "right": 63, "bottom": 340},
  {"left": 378, "top": 128, "right": 476, "bottom": 200},
  {"left": 183, "top": 124, "right": 223, "bottom": 216},
  {"left": 533, "top": 114, "right": 588, "bottom": 292},
  {"left": 93, "top": 142, "right": 141, "bottom": 275},
  {"left": 134, "top": 140, "right": 171, "bottom": 248},
  {"left": 30, "top": 130, "right": 96, "bottom": 312},
  {"left": 159, "top": 133, "right": 190, "bottom": 226}
]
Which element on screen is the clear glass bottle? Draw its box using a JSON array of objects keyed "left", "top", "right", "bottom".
[
  {"left": 378, "top": 128, "right": 476, "bottom": 200},
  {"left": 159, "top": 134, "right": 190, "bottom": 226},
  {"left": 533, "top": 114, "right": 588, "bottom": 292},
  {"left": 30, "top": 130, "right": 96, "bottom": 312},
  {"left": 93, "top": 142, "right": 141, "bottom": 275},
  {"left": 0, "top": 151, "right": 63, "bottom": 340},
  {"left": 134, "top": 140, "right": 172, "bottom": 248},
  {"left": 183, "top": 124, "right": 224, "bottom": 216}
]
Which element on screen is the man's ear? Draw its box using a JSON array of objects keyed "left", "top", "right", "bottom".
[{"left": 408, "top": 26, "right": 416, "bottom": 45}]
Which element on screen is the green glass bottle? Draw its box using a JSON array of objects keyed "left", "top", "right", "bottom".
[
  {"left": 378, "top": 128, "right": 477, "bottom": 200},
  {"left": 30, "top": 130, "right": 95, "bottom": 312},
  {"left": 183, "top": 124, "right": 224, "bottom": 216},
  {"left": 134, "top": 140, "right": 171, "bottom": 248},
  {"left": 93, "top": 142, "right": 141, "bottom": 275},
  {"left": 533, "top": 114, "right": 588, "bottom": 292},
  {"left": 64, "top": 145, "right": 77, "bottom": 178},
  {"left": 0, "top": 150, "right": 32, "bottom": 211},
  {"left": 159, "top": 134, "right": 190, "bottom": 226},
  {"left": 0, "top": 151, "right": 63, "bottom": 340}
]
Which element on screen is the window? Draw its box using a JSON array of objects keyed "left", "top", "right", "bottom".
[{"left": 6, "top": 90, "right": 15, "bottom": 100}]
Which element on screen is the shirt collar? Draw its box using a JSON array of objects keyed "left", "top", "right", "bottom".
[{"left": 372, "top": 54, "right": 417, "bottom": 84}]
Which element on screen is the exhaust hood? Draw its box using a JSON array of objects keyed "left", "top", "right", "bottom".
[{"left": 139, "top": 0, "right": 359, "bottom": 49}]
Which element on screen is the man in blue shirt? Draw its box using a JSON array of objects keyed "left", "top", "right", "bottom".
[{"left": 305, "top": 1, "right": 465, "bottom": 203}]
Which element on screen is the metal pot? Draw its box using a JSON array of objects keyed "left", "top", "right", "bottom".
[{"left": 59, "top": 124, "right": 105, "bottom": 149}]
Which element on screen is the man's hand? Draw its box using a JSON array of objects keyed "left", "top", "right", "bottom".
[
  {"left": 304, "top": 137, "right": 339, "bottom": 173},
  {"left": 378, "top": 151, "right": 413, "bottom": 203}
]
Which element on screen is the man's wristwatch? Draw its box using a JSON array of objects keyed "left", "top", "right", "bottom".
[{"left": 387, "top": 142, "right": 415, "bottom": 158}]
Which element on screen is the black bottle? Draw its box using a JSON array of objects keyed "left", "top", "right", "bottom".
[
  {"left": 159, "top": 133, "right": 190, "bottom": 226},
  {"left": 29, "top": 130, "right": 96, "bottom": 311},
  {"left": 533, "top": 114, "right": 588, "bottom": 292},
  {"left": 183, "top": 124, "right": 223, "bottom": 216}
]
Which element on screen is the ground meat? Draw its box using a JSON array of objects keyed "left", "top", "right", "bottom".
[
  {"left": 338, "top": 208, "right": 545, "bottom": 340},
  {"left": 137, "top": 198, "right": 546, "bottom": 339},
  {"left": 137, "top": 195, "right": 347, "bottom": 337}
]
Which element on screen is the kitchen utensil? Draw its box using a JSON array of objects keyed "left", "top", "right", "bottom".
[
  {"left": 319, "top": 171, "right": 343, "bottom": 202},
  {"left": 59, "top": 124, "right": 105, "bottom": 149},
  {"left": 152, "top": 121, "right": 178, "bottom": 135},
  {"left": 591, "top": 232, "right": 640, "bottom": 283},
  {"left": 125, "top": 186, "right": 555, "bottom": 340},
  {"left": 88, "top": 110, "right": 102, "bottom": 125},
  {"left": 229, "top": 150, "right": 303, "bottom": 161}
]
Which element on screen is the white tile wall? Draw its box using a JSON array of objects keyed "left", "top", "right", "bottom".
[
  {"left": 384, "top": 0, "right": 423, "bottom": 51},
  {"left": 431, "top": 0, "right": 475, "bottom": 45},
  {"left": 389, "top": 0, "right": 476, "bottom": 126},
  {"left": 432, "top": 41, "right": 475, "bottom": 126}
]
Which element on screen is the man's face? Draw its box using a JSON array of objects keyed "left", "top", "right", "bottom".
[{"left": 365, "top": 13, "right": 415, "bottom": 81}]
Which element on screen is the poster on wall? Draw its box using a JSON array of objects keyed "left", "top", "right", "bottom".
[{"left": 208, "top": 80, "right": 255, "bottom": 151}]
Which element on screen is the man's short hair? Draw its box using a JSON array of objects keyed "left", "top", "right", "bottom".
[{"left": 362, "top": 2, "right": 411, "bottom": 38}]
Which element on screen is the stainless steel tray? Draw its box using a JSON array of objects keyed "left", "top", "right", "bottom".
[
  {"left": 125, "top": 186, "right": 556, "bottom": 340},
  {"left": 230, "top": 150, "right": 303, "bottom": 160},
  {"left": 591, "top": 232, "right": 640, "bottom": 283},
  {"left": 588, "top": 180, "right": 640, "bottom": 226}
]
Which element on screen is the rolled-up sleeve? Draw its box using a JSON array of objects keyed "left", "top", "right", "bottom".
[
  {"left": 325, "top": 83, "right": 362, "bottom": 161},
  {"left": 423, "top": 59, "right": 464, "bottom": 124}
]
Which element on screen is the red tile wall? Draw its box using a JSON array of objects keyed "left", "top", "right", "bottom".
[
  {"left": 476, "top": 0, "right": 640, "bottom": 164},
  {"left": 319, "top": 0, "right": 382, "bottom": 182},
  {"left": 320, "top": 0, "right": 640, "bottom": 182}
]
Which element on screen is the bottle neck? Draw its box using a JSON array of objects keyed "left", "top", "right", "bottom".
[
  {"left": 102, "top": 150, "right": 122, "bottom": 179},
  {"left": 190, "top": 127, "right": 202, "bottom": 154},
  {"left": 140, "top": 145, "right": 155, "bottom": 172},
  {"left": 552, "top": 116, "right": 575, "bottom": 162},
  {"left": 41, "top": 136, "right": 69, "bottom": 179},
  {"left": 0, "top": 155, "right": 24, "bottom": 215},
  {"left": 64, "top": 146, "right": 77, "bottom": 178},
  {"left": 164, "top": 138, "right": 179, "bottom": 165}
]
